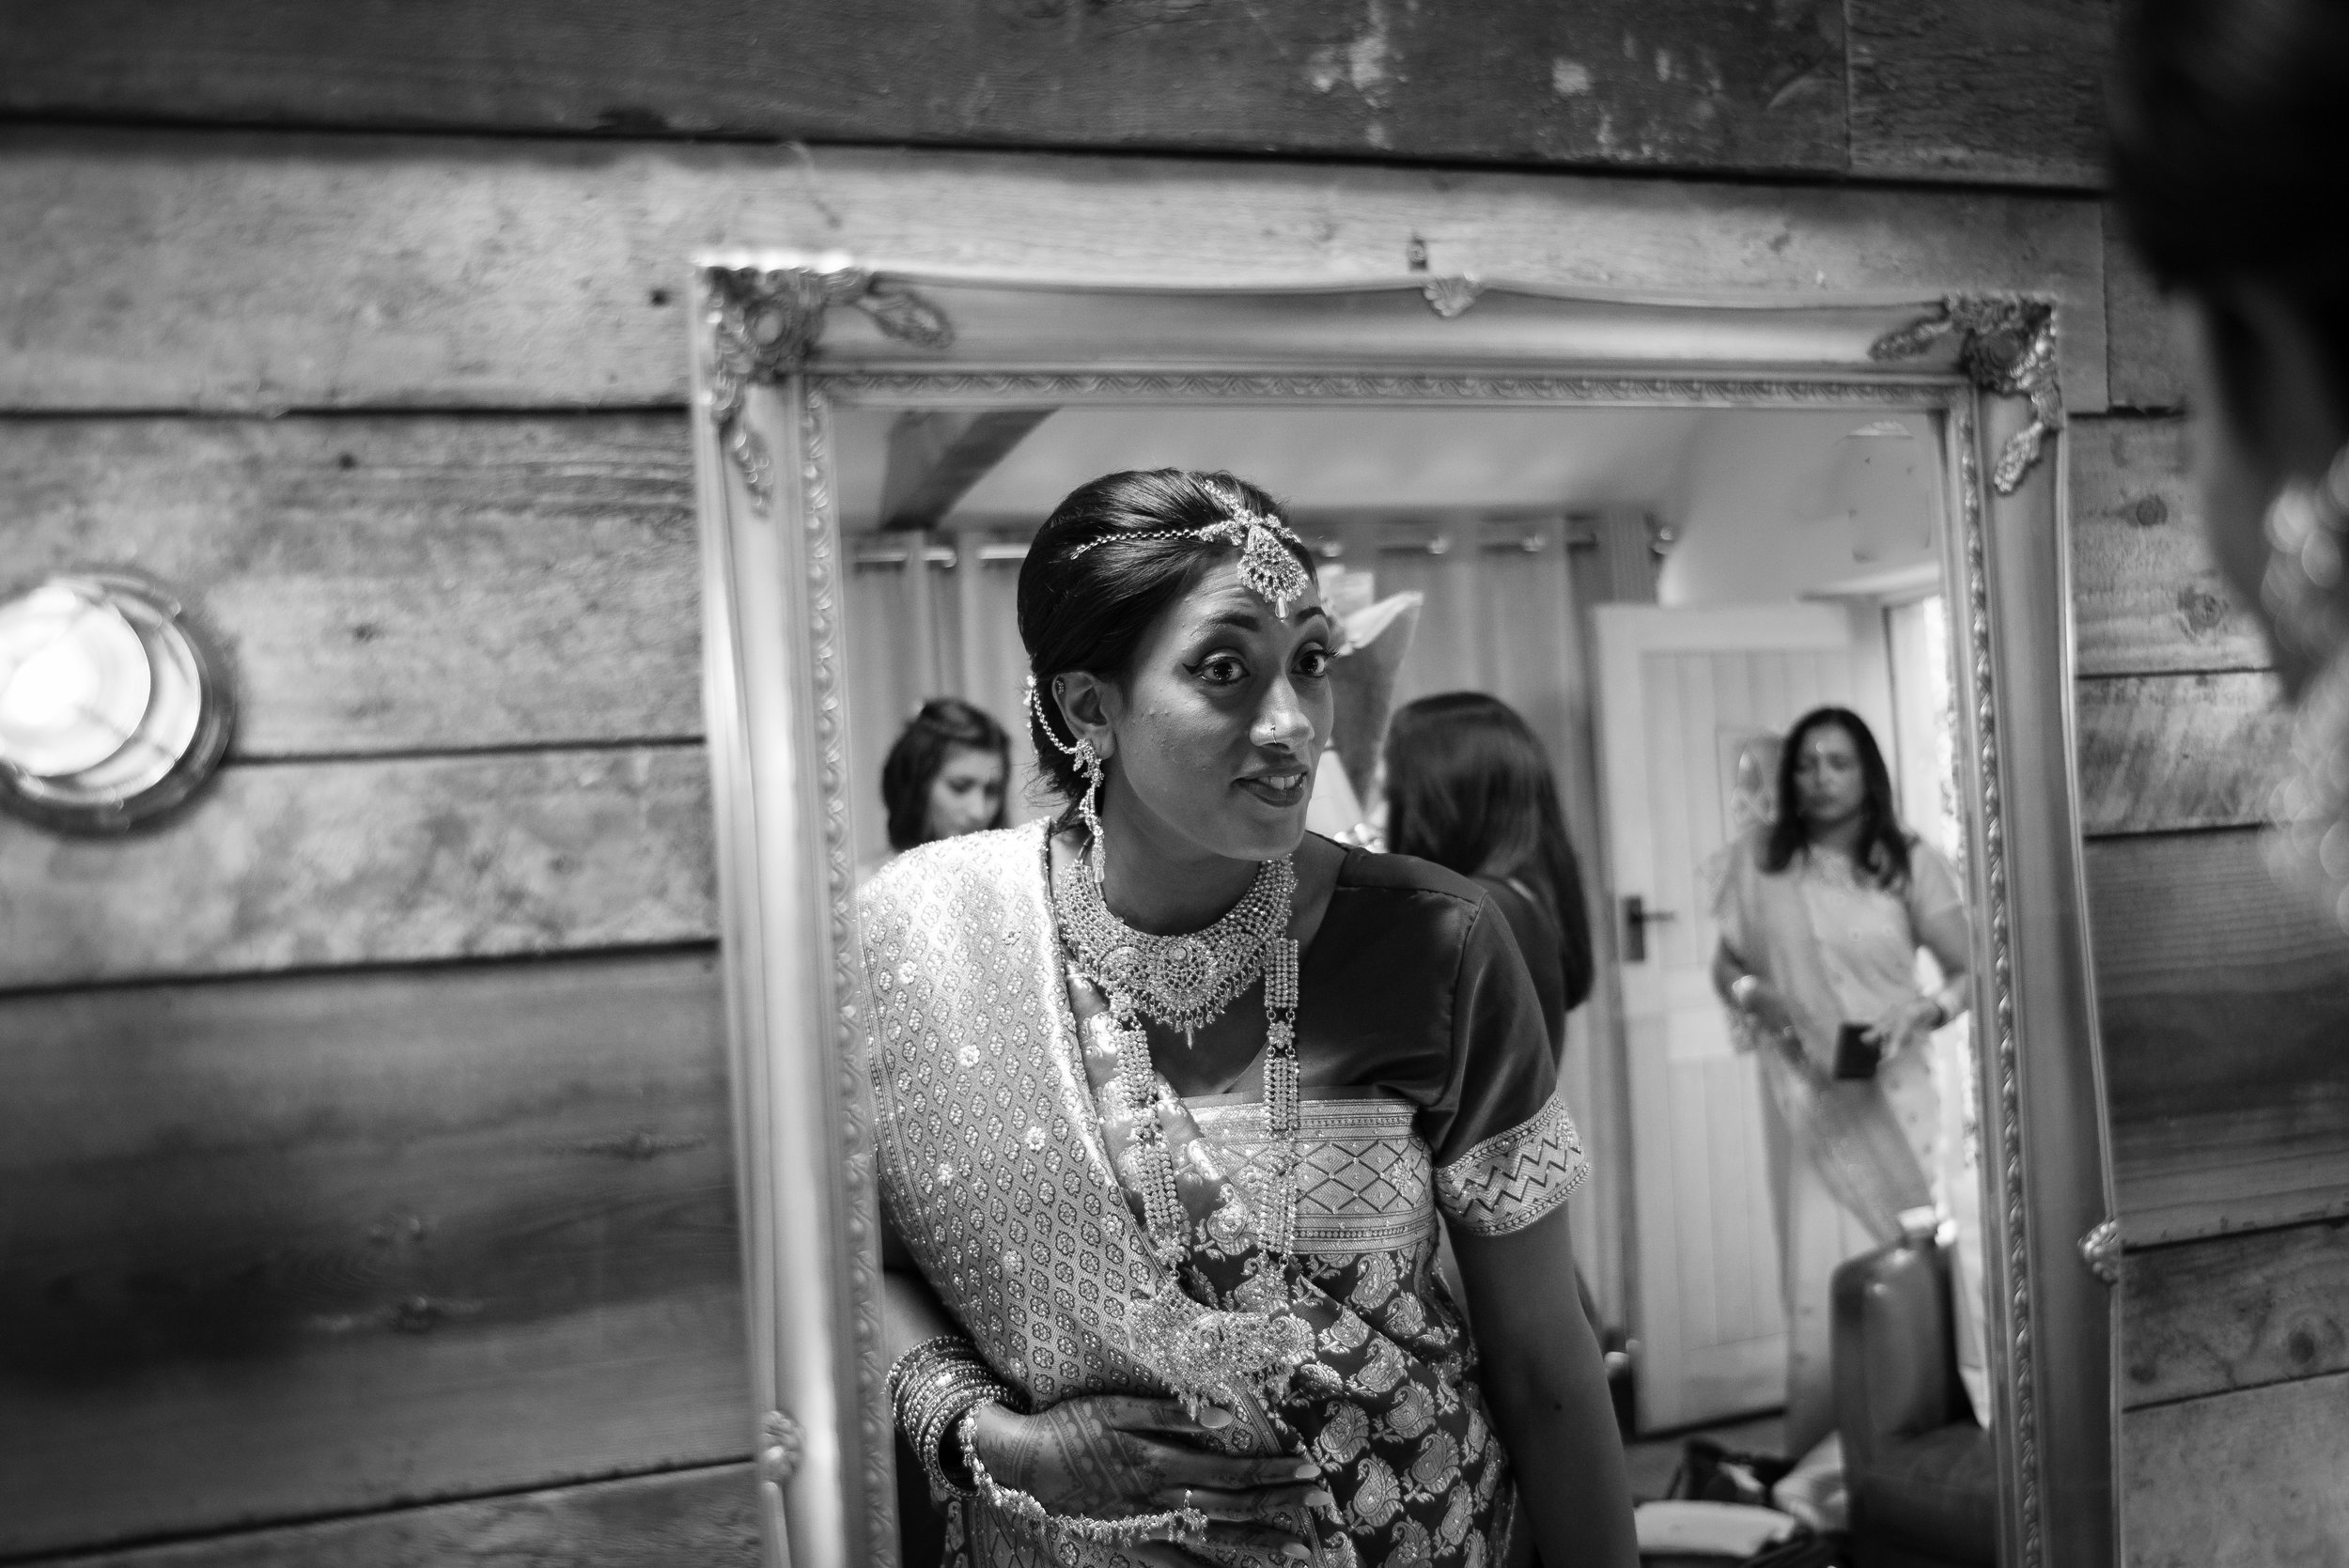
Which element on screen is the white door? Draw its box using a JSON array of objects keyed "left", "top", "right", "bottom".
[{"left": 1592, "top": 604, "right": 1866, "bottom": 1432}]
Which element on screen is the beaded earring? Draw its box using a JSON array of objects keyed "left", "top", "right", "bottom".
[
  {"left": 2263, "top": 444, "right": 2349, "bottom": 934},
  {"left": 1028, "top": 675, "right": 1110, "bottom": 888},
  {"left": 2259, "top": 443, "right": 2349, "bottom": 673}
]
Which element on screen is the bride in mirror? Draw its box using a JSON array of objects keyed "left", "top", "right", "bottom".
[{"left": 860, "top": 469, "right": 1637, "bottom": 1568}]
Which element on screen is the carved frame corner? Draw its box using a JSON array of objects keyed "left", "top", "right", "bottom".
[
  {"left": 1875, "top": 295, "right": 2064, "bottom": 495},
  {"left": 699, "top": 262, "right": 954, "bottom": 512}
]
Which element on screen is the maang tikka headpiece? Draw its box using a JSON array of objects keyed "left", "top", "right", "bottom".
[{"left": 1068, "top": 483, "right": 1314, "bottom": 617}]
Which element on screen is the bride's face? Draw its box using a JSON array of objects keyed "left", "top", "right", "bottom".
[{"left": 1099, "top": 560, "right": 1334, "bottom": 863}]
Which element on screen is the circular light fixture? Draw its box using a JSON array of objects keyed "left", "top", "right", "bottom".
[{"left": 0, "top": 571, "right": 234, "bottom": 833}]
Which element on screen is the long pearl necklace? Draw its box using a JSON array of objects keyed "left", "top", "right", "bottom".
[{"left": 1054, "top": 840, "right": 1302, "bottom": 1263}]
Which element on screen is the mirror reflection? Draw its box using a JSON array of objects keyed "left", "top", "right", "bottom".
[{"left": 840, "top": 402, "right": 1995, "bottom": 1568}]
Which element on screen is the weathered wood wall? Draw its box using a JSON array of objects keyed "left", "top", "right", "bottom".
[
  {"left": 4, "top": 5, "right": 2342, "bottom": 1563},
  {"left": 2077, "top": 256, "right": 2349, "bottom": 1558}
]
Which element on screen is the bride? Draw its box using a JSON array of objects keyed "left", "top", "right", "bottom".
[{"left": 860, "top": 468, "right": 1635, "bottom": 1568}]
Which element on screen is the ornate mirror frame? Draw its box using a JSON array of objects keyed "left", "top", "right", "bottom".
[{"left": 687, "top": 254, "right": 2119, "bottom": 1568}]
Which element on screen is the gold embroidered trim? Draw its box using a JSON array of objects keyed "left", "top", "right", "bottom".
[
  {"left": 1191, "top": 1096, "right": 1435, "bottom": 1254},
  {"left": 1431, "top": 1081, "right": 1589, "bottom": 1237}
]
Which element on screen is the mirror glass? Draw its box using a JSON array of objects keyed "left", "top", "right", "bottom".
[{"left": 836, "top": 397, "right": 2000, "bottom": 1562}]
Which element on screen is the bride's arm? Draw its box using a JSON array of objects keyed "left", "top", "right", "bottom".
[
  {"left": 1451, "top": 1204, "right": 1639, "bottom": 1568},
  {"left": 882, "top": 1207, "right": 958, "bottom": 1358},
  {"left": 882, "top": 1210, "right": 1319, "bottom": 1562}
]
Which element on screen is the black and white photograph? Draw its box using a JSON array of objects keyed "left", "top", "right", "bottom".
[{"left": 5, "top": 6, "right": 2346, "bottom": 1568}]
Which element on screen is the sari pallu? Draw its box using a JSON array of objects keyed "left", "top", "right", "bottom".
[{"left": 862, "top": 824, "right": 1588, "bottom": 1568}]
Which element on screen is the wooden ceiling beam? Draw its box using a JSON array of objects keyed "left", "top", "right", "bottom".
[{"left": 879, "top": 409, "right": 1053, "bottom": 531}]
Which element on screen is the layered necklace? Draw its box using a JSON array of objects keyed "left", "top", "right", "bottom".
[{"left": 1054, "top": 839, "right": 1302, "bottom": 1263}]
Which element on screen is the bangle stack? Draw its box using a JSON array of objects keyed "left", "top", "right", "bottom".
[
  {"left": 888, "top": 1336, "right": 1010, "bottom": 1498},
  {"left": 956, "top": 1405, "right": 1211, "bottom": 1552}
]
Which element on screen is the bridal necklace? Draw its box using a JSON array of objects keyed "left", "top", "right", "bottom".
[
  {"left": 1053, "top": 836, "right": 1302, "bottom": 1262},
  {"left": 1057, "top": 847, "right": 1295, "bottom": 1045},
  {"left": 1035, "top": 480, "right": 1315, "bottom": 1263}
]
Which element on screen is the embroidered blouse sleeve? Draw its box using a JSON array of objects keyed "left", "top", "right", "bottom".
[{"left": 1426, "top": 894, "right": 1591, "bottom": 1236}]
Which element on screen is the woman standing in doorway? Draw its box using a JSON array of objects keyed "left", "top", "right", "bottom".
[{"left": 1709, "top": 706, "right": 1971, "bottom": 1461}]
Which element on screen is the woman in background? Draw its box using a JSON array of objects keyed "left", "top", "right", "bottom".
[
  {"left": 1381, "top": 691, "right": 1608, "bottom": 1400},
  {"left": 1382, "top": 692, "right": 1595, "bottom": 1054},
  {"left": 880, "top": 697, "right": 1011, "bottom": 856},
  {"left": 2111, "top": 0, "right": 2349, "bottom": 930},
  {"left": 1710, "top": 706, "right": 1970, "bottom": 1463}
]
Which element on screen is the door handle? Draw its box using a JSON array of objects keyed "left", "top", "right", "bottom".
[{"left": 1622, "top": 894, "right": 1678, "bottom": 963}]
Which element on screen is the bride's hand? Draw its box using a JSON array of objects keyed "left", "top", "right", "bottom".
[{"left": 965, "top": 1395, "right": 1330, "bottom": 1563}]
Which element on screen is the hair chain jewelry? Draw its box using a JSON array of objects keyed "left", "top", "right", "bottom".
[
  {"left": 1064, "top": 486, "right": 1314, "bottom": 617},
  {"left": 1027, "top": 674, "right": 1110, "bottom": 887}
]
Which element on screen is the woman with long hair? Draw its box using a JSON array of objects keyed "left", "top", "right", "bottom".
[
  {"left": 1710, "top": 706, "right": 1972, "bottom": 1462},
  {"left": 861, "top": 469, "right": 1636, "bottom": 1568},
  {"left": 881, "top": 696, "right": 1012, "bottom": 854},
  {"left": 1382, "top": 693, "right": 1594, "bottom": 1051},
  {"left": 2110, "top": 0, "right": 2349, "bottom": 929}
]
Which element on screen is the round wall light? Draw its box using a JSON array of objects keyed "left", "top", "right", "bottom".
[{"left": 0, "top": 571, "right": 234, "bottom": 833}]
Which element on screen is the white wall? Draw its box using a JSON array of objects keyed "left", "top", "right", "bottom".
[{"left": 1657, "top": 410, "right": 1944, "bottom": 609}]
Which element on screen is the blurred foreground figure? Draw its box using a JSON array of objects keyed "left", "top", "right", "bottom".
[{"left": 2111, "top": 0, "right": 2349, "bottom": 928}]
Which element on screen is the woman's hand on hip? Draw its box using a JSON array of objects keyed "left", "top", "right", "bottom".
[
  {"left": 1865, "top": 997, "right": 1942, "bottom": 1058},
  {"left": 965, "top": 1395, "right": 1329, "bottom": 1562},
  {"left": 1735, "top": 977, "right": 1798, "bottom": 1039}
]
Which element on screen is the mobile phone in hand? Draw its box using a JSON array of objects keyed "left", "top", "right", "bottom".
[{"left": 1834, "top": 1022, "right": 1881, "bottom": 1080}]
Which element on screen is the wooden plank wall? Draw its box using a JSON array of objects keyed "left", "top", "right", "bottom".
[{"left": 3, "top": 5, "right": 2344, "bottom": 1563}]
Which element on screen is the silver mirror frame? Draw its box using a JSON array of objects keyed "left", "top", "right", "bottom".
[{"left": 687, "top": 256, "right": 2120, "bottom": 1568}]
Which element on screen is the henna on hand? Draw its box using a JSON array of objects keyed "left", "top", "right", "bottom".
[{"left": 967, "top": 1396, "right": 1323, "bottom": 1544}]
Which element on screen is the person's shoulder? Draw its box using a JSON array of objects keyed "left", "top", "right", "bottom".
[
  {"left": 1328, "top": 847, "right": 1498, "bottom": 958},
  {"left": 861, "top": 822, "right": 1040, "bottom": 913},
  {"left": 1900, "top": 831, "right": 1966, "bottom": 891},
  {"left": 1338, "top": 845, "right": 1488, "bottom": 908},
  {"left": 1726, "top": 823, "right": 1777, "bottom": 872}
]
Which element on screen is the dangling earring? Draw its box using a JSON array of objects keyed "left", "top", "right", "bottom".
[
  {"left": 1027, "top": 674, "right": 1111, "bottom": 888},
  {"left": 2262, "top": 444, "right": 2349, "bottom": 933},
  {"left": 2260, "top": 456, "right": 2349, "bottom": 675},
  {"left": 1074, "top": 738, "right": 1108, "bottom": 888}
]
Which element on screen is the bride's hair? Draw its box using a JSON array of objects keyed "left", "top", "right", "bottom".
[{"left": 1017, "top": 467, "right": 1311, "bottom": 801}]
